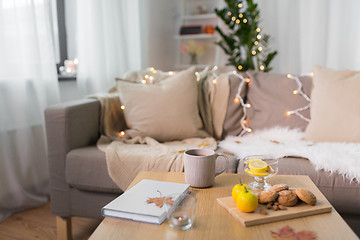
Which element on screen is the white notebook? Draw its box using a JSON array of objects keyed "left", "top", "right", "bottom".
[{"left": 101, "top": 179, "right": 190, "bottom": 224}]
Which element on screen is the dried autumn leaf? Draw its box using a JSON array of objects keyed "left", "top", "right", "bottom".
[
  {"left": 270, "top": 140, "right": 280, "bottom": 144},
  {"left": 147, "top": 196, "right": 174, "bottom": 208},
  {"left": 270, "top": 225, "right": 316, "bottom": 240},
  {"left": 295, "top": 231, "right": 317, "bottom": 240},
  {"left": 146, "top": 197, "right": 165, "bottom": 208},
  {"left": 197, "top": 142, "right": 209, "bottom": 147},
  {"left": 234, "top": 141, "right": 241, "bottom": 144},
  {"left": 164, "top": 197, "right": 175, "bottom": 205}
]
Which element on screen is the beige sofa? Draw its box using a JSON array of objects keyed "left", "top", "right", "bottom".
[{"left": 45, "top": 69, "right": 360, "bottom": 238}]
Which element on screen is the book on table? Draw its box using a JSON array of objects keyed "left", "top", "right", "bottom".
[{"left": 101, "top": 179, "right": 190, "bottom": 224}]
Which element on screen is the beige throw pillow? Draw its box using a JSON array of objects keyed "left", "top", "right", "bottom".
[
  {"left": 246, "top": 70, "right": 312, "bottom": 132},
  {"left": 116, "top": 66, "right": 209, "bottom": 142},
  {"left": 305, "top": 65, "right": 360, "bottom": 142}
]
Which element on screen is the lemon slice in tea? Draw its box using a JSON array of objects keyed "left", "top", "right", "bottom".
[
  {"left": 248, "top": 158, "right": 268, "bottom": 173},
  {"left": 245, "top": 169, "right": 270, "bottom": 177}
]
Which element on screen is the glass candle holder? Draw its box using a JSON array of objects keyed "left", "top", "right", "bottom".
[{"left": 164, "top": 193, "right": 196, "bottom": 230}]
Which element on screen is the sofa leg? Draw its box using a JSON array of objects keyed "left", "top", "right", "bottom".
[{"left": 56, "top": 216, "right": 72, "bottom": 240}]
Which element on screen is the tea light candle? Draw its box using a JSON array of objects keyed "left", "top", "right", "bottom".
[
  {"left": 170, "top": 212, "right": 189, "bottom": 227},
  {"left": 64, "top": 60, "right": 77, "bottom": 73}
]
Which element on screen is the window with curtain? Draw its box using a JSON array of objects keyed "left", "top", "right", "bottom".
[{"left": 0, "top": 0, "right": 60, "bottom": 221}]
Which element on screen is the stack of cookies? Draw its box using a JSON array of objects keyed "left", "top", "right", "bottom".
[{"left": 258, "top": 184, "right": 317, "bottom": 211}]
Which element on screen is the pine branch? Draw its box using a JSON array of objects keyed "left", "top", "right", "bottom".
[{"left": 215, "top": 0, "right": 277, "bottom": 72}]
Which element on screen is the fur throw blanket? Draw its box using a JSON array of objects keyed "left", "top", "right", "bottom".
[{"left": 219, "top": 127, "right": 360, "bottom": 182}]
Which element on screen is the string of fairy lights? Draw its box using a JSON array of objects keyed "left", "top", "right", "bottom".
[
  {"left": 195, "top": 66, "right": 252, "bottom": 135},
  {"left": 117, "top": 66, "right": 313, "bottom": 138},
  {"left": 285, "top": 73, "right": 312, "bottom": 122}
]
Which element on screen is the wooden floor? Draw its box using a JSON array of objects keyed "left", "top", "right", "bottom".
[{"left": 0, "top": 202, "right": 101, "bottom": 240}]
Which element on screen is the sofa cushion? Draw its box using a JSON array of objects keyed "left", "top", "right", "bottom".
[
  {"left": 66, "top": 146, "right": 239, "bottom": 193},
  {"left": 222, "top": 73, "right": 247, "bottom": 137},
  {"left": 117, "top": 66, "right": 209, "bottom": 142},
  {"left": 305, "top": 65, "right": 360, "bottom": 142},
  {"left": 66, "top": 146, "right": 123, "bottom": 193},
  {"left": 246, "top": 71, "right": 312, "bottom": 132},
  {"left": 237, "top": 157, "right": 360, "bottom": 215}
]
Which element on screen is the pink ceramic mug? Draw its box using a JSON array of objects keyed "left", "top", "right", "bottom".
[{"left": 184, "top": 149, "right": 228, "bottom": 188}]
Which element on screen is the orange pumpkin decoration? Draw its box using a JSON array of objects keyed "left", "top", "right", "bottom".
[{"left": 204, "top": 25, "right": 215, "bottom": 34}]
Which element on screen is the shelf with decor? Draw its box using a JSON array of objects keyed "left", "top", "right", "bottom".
[{"left": 175, "top": 0, "right": 221, "bottom": 70}]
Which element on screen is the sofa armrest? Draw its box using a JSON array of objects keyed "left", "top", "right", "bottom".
[{"left": 44, "top": 98, "right": 101, "bottom": 217}]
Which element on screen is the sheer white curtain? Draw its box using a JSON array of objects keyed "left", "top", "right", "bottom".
[
  {"left": 253, "top": 0, "right": 360, "bottom": 74},
  {"left": 76, "top": 0, "right": 143, "bottom": 95},
  {"left": 0, "top": 0, "right": 60, "bottom": 221}
]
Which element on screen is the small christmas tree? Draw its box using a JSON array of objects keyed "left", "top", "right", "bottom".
[{"left": 215, "top": 0, "right": 277, "bottom": 72}]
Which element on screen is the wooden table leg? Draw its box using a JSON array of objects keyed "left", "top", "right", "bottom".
[{"left": 56, "top": 216, "right": 72, "bottom": 240}]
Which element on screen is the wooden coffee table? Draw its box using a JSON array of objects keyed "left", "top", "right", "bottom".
[{"left": 89, "top": 172, "right": 358, "bottom": 240}]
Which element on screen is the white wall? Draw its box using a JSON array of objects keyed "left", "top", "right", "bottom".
[{"left": 139, "top": 0, "right": 180, "bottom": 71}]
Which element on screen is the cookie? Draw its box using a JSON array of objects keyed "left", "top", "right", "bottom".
[
  {"left": 295, "top": 188, "right": 317, "bottom": 206},
  {"left": 270, "top": 184, "right": 289, "bottom": 192},
  {"left": 277, "top": 190, "right": 298, "bottom": 207},
  {"left": 258, "top": 189, "right": 278, "bottom": 204}
]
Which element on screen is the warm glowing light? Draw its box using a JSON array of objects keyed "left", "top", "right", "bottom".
[
  {"left": 168, "top": 71, "right": 174, "bottom": 75},
  {"left": 286, "top": 111, "right": 292, "bottom": 116},
  {"left": 238, "top": 65, "right": 243, "bottom": 70},
  {"left": 234, "top": 97, "right": 240, "bottom": 103},
  {"left": 246, "top": 103, "right": 251, "bottom": 108},
  {"left": 141, "top": 79, "right": 147, "bottom": 84},
  {"left": 310, "top": 72, "right": 314, "bottom": 77},
  {"left": 258, "top": 47, "right": 263, "bottom": 51},
  {"left": 238, "top": 3, "right": 242, "bottom": 8},
  {"left": 120, "top": 105, "right": 125, "bottom": 110},
  {"left": 118, "top": 131, "right": 125, "bottom": 137},
  {"left": 259, "top": 65, "right": 265, "bottom": 71},
  {"left": 287, "top": 74, "right": 292, "bottom": 78},
  {"left": 293, "top": 90, "right": 298, "bottom": 94},
  {"left": 231, "top": 16, "right": 236, "bottom": 21},
  {"left": 254, "top": 41, "right": 259, "bottom": 46},
  {"left": 213, "top": 66, "right": 218, "bottom": 71},
  {"left": 256, "top": 28, "right": 261, "bottom": 32},
  {"left": 252, "top": 50, "right": 256, "bottom": 55},
  {"left": 247, "top": 128, "right": 253, "bottom": 133},
  {"left": 239, "top": 13, "right": 243, "bottom": 18},
  {"left": 257, "top": 34, "right": 261, "bottom": 39},
  {"left": 213, "top": 79, "right": 217, "bottom": 84},
  {"left": 236, "top": 19, "right": 240, "bottom": 24},
  {"left": 243, "top": 19, "right": 248, "bottom": 23},
  {"left": 233, "top": 71, "right": 237, "bottom": 74},
  {"left": 149, "top": 76, "right": 154, "bottom": 80},
  {"left": 227, "top": 11, "right": 232, "bottom": 16},
  {"left": 243, "top": 120, "right": 247, "bottom": 124},
  {"left": 150, "top": 67, "right": 156, "bottom": 73},
  {"left": 144, "top": 75, "right": 149, "bottom": 79},
  {"left": 245, "top": 78, "right": 250, "bottom": 83},
  {"left": 74, "top": 58, "right": 79, "bottom": 64},
  {"left": 196, "top": 77, "right": 200, "bottom": 82}
]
